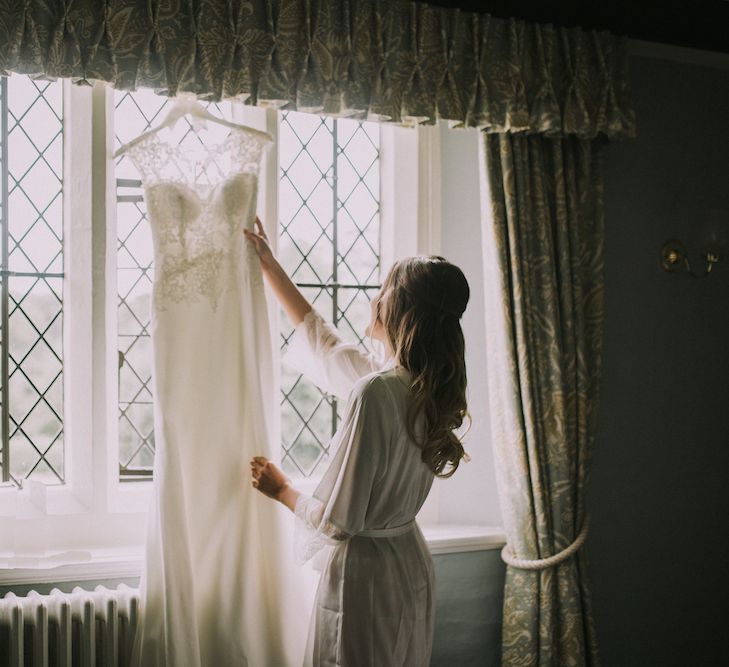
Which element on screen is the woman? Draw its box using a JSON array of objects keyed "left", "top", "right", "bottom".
[{"left": 245, "top": 219, "right": 470, "bottom": 667}]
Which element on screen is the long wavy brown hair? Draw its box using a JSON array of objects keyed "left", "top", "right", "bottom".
[{"left": 374, "top": 256, "right": 471, "bottom": 478}]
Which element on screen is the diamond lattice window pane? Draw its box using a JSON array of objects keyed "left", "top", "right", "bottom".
[
  {"left": 114, "top": 89, "right": 234, "bottom": 479},
  {"left": 279, "top": 111, "right": 380, "bottom": 479},
  {"left": 336, "top": 288, "right": 379, "bottom": 349},
  {"left": 0, "top": 75, "right": 64, "bottom": 486}
]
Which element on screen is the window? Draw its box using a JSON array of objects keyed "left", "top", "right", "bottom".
[
  {"left": 278, "top": 111, "right": 380, "bottom": 478},
  {"left": 1, "top": 75, "right": 499, "bottom": 567},
  {"left": 0, "top": 75, "right": 64, "bottom": 488}
]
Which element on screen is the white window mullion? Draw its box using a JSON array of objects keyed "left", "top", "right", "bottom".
[
  {"left": 54, "top": 79, "right": 94, "bottom": 511},
  {"left": 91, "top": 80, "right": 130, "bottom": 512}
]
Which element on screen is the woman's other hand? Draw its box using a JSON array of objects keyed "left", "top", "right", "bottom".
[
  {"left": 250, "top": 456, "right": 290, "bottom": 501},
  {"left": 244, "top": 217, "right": 276, "bottom": 272}
]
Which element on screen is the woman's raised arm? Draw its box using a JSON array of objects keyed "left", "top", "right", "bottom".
[{"left": 244, "top": 218, "right": 385, "bottom": 399}]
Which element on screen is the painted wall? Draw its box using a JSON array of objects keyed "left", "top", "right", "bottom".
[
  {"left": 431, "top": 550, "right": 505, "bottom": 667},
  {"left": 587, "top": 54, "right": 729, "bottom": 667}
]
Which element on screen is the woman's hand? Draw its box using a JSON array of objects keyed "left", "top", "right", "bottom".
[
  {"left": 242, "top": 216, "right": 313, "bottom": 327},
  {"left": 250, "top": 456, "right": 290, "bottom": 501},
  {"left": 244, "top": 217, "right": 276, "bottom": 272}
]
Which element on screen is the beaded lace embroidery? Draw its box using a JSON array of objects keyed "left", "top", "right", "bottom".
[{"left": 126, "top": 130, "right": 270, "bottom": 312}]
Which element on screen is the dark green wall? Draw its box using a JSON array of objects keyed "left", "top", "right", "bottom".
[
  {"left": 587, "top": 54, "right": 729, "bottom": 667},
  {"left": 431, "top": 550, "right": 505, "bottom": 667}
]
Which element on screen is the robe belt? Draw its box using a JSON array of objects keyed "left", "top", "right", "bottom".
[{"left": 357, "top": 520, "right": 416, "bottom": 538}]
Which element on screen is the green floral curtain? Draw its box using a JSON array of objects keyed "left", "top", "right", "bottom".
[
  {"left": 0, "top": 0, "right": 634, "bottom": 138},
  {"left": 480, "top": 132, "right": 605, "bottom": 666}
]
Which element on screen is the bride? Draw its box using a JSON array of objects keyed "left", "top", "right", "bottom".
[{"left": 245, "top": 218, "right": 471, "bottom": 667}]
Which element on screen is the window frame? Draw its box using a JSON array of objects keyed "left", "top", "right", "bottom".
[
  {"left": 0, "top": 80, "right": 94, "bottom": 518},
  {"left": 0, "top": 81, "right": 501, "bottom": 577}
]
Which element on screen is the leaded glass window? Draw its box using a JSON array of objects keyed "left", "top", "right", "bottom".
[
  {"left": 0, "top": 75, "right": 64, "bottom": 486},
  {"left": 278, "top": 111, "right": 380, "bottom": 478}
]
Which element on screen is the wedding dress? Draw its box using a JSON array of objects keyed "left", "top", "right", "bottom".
[{"left": 124, "top": 127, "right": 306, "bottom": 666}]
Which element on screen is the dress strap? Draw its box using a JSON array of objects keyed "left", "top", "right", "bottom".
[{"left": 357, "top": 520, "right": 416, "bottom": 538}]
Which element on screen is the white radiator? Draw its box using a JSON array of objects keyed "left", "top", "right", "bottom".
[{"left": 0, "top": 585, "right": 140, "bottom": 667}]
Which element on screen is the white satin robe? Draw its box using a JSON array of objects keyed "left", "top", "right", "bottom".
[{"left": 282, "top": 308, "right": 436, "bottom": 667}]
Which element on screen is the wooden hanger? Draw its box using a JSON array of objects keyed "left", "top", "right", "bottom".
[{"left": 113, "top": 92, "right": 272, "bottom": 159}]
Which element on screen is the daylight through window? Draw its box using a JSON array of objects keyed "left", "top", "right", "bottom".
[
  {"left": 0, "top": 75, "right": 64, "bottom": 487},
  {"left": 278, "top": 111, "right": 380, "bottom": 479}
]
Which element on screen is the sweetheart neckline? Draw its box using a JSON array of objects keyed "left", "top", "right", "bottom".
[{"left": 145, "top": 171, "right": 258, "bottom": 206}]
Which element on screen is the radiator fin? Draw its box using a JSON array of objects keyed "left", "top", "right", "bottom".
[{"left": 0, "top": 585, "right": 140, "bottom": 667}]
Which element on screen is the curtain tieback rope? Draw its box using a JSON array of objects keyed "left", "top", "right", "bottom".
[{"left": 500, "top": 514, "right": 590, "bottom": 570}]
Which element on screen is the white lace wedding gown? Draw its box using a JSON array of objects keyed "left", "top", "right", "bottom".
[{"left": 123, "top": 127, "right": 307, "bottom": 666}]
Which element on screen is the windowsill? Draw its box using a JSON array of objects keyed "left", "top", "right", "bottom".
[
  {"left": 0, "top": 524, "right": 506, "bottom": 586},
  {"left": 0, "top": 548, "right": 144, "bottom": 586},
  {"left": 421, "top": 524, "right": 506, "bottom": 555}
]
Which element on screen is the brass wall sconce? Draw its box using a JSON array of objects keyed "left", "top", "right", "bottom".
[
  {"left": 660, "top": 210, "right": 727, "bottom": 279},
  {"left": 661, "top": 240, "right": 720, "bottom": 278}
]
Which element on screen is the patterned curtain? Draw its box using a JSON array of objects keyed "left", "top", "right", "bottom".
[
  {"left": 0, "top": 0, "right": 634, "bottom": 139},
  {"left": 480, "top": 132, "right": 605, "bottom": 666}
]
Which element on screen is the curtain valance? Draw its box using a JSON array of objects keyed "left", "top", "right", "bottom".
[{"left": 0, "top": 0, "right": 636, "bottom": 139}]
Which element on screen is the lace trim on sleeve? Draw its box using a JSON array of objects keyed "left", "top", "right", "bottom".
[{"left": 293, "top": 494, "right": 350, "bottom": 565}]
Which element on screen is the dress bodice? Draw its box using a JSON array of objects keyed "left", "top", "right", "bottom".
[{"left": 125, "top": 129, "right": 271, "bottom": 312}]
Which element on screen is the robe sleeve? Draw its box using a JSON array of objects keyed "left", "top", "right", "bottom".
[
  {"left": 293, "top": 374, "right": 393, "bottom": 564},
  {"left": 281, "top": 308, "right": 386, "bottom": 400},
  {"left": 293, "top": 494, "right": 350, "bottom": 565}
]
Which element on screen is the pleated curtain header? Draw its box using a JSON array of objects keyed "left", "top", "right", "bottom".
[{"left": 0, "top": 0, "right": 636, "bottom": 139}]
